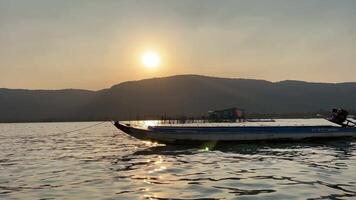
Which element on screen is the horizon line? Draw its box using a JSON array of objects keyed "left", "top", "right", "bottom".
[{"left": 1, "top": 74, "right": 356, "bottom": 91}]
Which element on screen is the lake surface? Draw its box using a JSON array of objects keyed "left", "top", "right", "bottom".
[{"left": 0, "top": 122, "right": 355, "bottom": 200}]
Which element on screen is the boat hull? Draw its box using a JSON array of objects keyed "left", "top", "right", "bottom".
[{"left": 113, "top": 122, "right": 356, "bottom": 143}]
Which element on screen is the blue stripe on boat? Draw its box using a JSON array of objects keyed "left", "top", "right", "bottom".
[{"left": 150, "top": 126, "right": 356, "bottom": 134}]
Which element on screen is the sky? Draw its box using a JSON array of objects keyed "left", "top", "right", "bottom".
[{"left": 0, "top": 0, "right": 356, "bottom": 90}]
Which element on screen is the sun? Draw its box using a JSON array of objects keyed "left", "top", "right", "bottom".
[{"left": 141, "top": 51, "right": 160, "bottom": 69}]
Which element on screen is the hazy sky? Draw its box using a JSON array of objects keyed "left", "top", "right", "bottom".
[{"left": 1, "top": 0, "right": 356, "bottom": 90}]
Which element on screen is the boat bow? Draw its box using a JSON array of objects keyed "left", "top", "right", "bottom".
[{"left": 113, "top": 121, "right": 132, "bottom": 134}]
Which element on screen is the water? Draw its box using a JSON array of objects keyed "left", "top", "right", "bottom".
[{"left": 0, "top": 122, "right": 355, "bottom": 200}]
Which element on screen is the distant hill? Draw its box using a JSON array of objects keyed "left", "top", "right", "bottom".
[
  {"left": 0, "top": 88, "right": 95, "bottom": 122},
  {"left": 1, "top": 74, "right": 356, "bottom": 122}
]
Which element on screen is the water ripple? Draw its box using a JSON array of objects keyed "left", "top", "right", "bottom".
[{"left": 0, "top": 122, "right": 355, "bottom": 199}]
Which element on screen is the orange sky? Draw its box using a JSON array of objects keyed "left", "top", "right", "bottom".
[{"left": 1, "top": 0, "right": 356, "bottom": 90}]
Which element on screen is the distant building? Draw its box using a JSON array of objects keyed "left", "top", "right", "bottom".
[{"left": 208, "top": 107, "right": 245, "bottom": 122}]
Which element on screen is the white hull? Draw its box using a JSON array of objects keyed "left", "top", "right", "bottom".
[{"left": 114, "top": 122, "right": 356, "bottom": 143}]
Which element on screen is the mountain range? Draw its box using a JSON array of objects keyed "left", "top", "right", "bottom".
[{"left": 1, "top": 74, "right": 356, "bottom": 122}]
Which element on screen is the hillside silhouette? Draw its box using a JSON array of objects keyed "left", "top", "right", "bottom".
[{"left": 1, "top": 75, "right": 356, "bottom": 122}]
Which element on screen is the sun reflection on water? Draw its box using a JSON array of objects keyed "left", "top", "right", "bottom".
[
  {"left": 142, "top": 120, "right": 159, "bottom": 127},
  {"left": 143, "top": 141, "right": 160, "bottom": 147},
  {"left": 141, "top": 155, "right": 170, "bottom": 199}
]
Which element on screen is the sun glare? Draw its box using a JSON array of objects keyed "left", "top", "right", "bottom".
[{"left": 141, "top": 51, "right": 160, "bottom": 69}]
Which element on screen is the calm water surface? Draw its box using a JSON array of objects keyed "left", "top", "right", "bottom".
[{"left": 0, "top": 122, "right": 355, "bottom": 200}]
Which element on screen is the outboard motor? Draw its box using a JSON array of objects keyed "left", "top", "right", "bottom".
[{"left": 329, "top": 108, "right": 349, "bottom": 126}]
